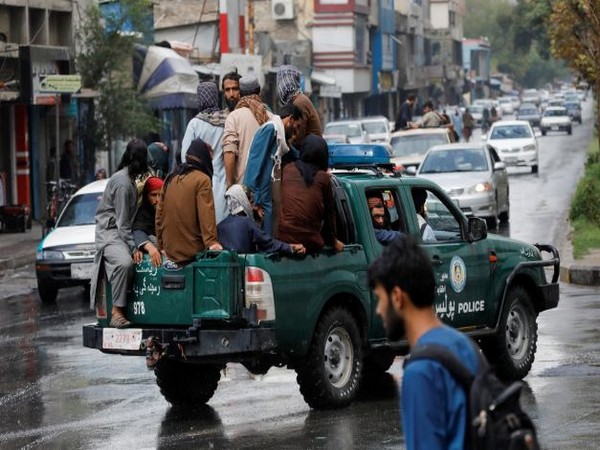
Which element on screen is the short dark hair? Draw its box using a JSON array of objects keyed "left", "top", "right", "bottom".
[
  {"left": 407, "top": 94, "right": 416, "bottom": 102},
  {"left": 221, "top": 71, "right": 241, "bottom": 89},
  {"left": 411, "top": 188, "right": 427, "bottom": 212},
  {"left": 423, "top": 100, "right": 434, "bottom": 110},
  {"left": 368, "top": 236, "right": 436, "bottom": 308},
  {"left": 279, "top": 103, "right": 302, "bottom": 120}
]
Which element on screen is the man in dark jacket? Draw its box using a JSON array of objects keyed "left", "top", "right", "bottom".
[
  {"left": 218, "top": 184, "right": 305, "bottom": 255},
  {"left": 394, "top": 94, "right": 416, "bottom": 131}
]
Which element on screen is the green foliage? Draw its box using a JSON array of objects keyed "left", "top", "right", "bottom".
[
  {"left": 571, "top": 218, "right": 600, "bottom": 260},
  {"left": 75, "top": 0, "right": 159, "bottom": 153},
  {"left": 570, "top": 139, "right": 600, "bottom": 226},
  {"left": 464, "top": 0, "right": 566, "bottom": 87}
]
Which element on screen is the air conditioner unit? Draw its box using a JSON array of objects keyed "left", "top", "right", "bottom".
[{"left": 272, "top": 0, "right": 294, "bottom": 20}]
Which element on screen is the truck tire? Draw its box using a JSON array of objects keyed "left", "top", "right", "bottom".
[
  {"left": 486, "top": 286, "right": 537, "bottom": 381},
  {"left": 296, "top": 306, "right": 363, "bottom": 409},
  {"left": 155, "top": 358, "right": 222, "bottom": 408}
]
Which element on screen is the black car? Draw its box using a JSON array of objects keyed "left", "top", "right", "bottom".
[{"left": 516, "top": 103, "right": 541, "bottom": 128}]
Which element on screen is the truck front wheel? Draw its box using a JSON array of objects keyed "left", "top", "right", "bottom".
[
  {"left": 296, "top": 306, "right": 363, "bottom": 409},
  {"left": 155, "top": 358, "right": 222, "bottom": 408},
  {"left": 485, "top": 286, "right": 537, "bottom": 381}
]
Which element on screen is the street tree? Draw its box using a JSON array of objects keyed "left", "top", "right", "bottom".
[
  {"left": 75, "top": 0, "right": 159, "bottom": 175},
  {"left": 547, "top": 0, "right": 600, "bottom": 136}
]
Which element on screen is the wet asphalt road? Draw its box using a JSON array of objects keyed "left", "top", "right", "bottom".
[{"left": 1, "top": 100, "right": 599, "bottom": 449}]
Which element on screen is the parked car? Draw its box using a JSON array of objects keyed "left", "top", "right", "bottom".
[
  {"left": 417, "top": 143, "right": 510, "bottom": 228},
  {"left": 389, "top": 127, "right": 454, "bottom": 173},
  {"left": 515, "top": 103, "right": 541, "bottom": 128},
  {"left": 564, "top": 101, "right": 582, "bottom": 124},
  {"left": 540, "top": 106, "right": 572, "bottom": 136},
  {"left": 485, "top": 120, "right": 539, "bottom": 174},
  {"left": 36, "top": 179, "right": 107, "bottom": 303},
  {"left": 360, "top": 116, "right": 391, "bottom": 144},
  {"left": 323, "top": 120, "right": 370, "bottom": 144}
]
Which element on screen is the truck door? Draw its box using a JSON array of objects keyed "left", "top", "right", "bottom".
[{"left": 410, "top": 186, "right": 491, "bottom": 329}]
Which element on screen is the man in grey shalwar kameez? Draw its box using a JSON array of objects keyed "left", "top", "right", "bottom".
[{"left": 90, "top": 139, "right": 149, "bottom": 328}]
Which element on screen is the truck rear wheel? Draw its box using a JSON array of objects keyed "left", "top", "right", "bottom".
[
  {"left": 485, "top": 286, "right": 537, "bottom": 381},
  {"left": 295, "top": 306, "right": 362, "bottom": 409},
  {"left": 155, "top": 358, "right": 222, "bottom": 408}
]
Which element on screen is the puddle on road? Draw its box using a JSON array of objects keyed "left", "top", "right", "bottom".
[{"left": 539, "top": 363, "right": 600, "bottom": 378}]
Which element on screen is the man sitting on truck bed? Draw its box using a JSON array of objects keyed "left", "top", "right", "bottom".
[
  {"left": 218, "top": 184, "right": 306, "bottom": 255},
  {"left": 156, "top": 139, "right": 223, "bottom": 265},
  {"left": 278, "top": 135, "right": 344, "bottom": 253}
]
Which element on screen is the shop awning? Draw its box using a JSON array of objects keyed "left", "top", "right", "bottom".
[
  {"left": 135, "top": 45, "right": 199, "bottom": 109},
  {"left": 311, "top": 71, "right": 336, "bottom": 86}
]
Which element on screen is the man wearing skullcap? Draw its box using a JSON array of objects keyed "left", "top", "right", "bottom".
[
  {"left": 132, "top": 176, "right": 164, "bottom": 267},
  {"left": 276, "top": 65, "right": 322, "bottom": 146},
  {"left": 222, "top": 76, "right": 273, "bottom": 188},
  {"left": 181, "top": 81, "right": 229, "bottom": 223},
  {"left": 156, "top": 139, "right": 223, "bottom": 265}
]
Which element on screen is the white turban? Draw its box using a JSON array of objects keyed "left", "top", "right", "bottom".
[{"left": 225, "top": 185, "right": 253, "bottom": 218}]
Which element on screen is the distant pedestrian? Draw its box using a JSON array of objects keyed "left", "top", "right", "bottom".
[
  {"left": 95, "top": 168, "right": 107, "bottom": 180},
  {"left": 482, "top": 107, "right": 491, "bottom": 133},
  {"left": 394, "top": 94, "right": 415, "bottom": 131},
  {"left": 368, "top": 236, "right": 479, "bottom": 450},
  {"left": 451, "top": 108, "right": 463, "bottom": 141},
  {"left": 59, "top": 139, "right": 78, "bottom": 182},
  {"left": 462, "top": 108, "right": 474, "bottom": 142}
]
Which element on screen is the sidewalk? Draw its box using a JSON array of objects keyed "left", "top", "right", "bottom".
[
  {"left": 559, "top": 225, "right": 600, "bottom": 286},
  {"left": 0, "top": 222, "right": 42, "bottom": 275}
]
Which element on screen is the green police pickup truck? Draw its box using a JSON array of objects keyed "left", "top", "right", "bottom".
[{"left": 83, "top": 168, "right": 560, "bottom": 409}]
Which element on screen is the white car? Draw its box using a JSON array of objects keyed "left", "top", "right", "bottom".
[
  {"left": 360, "top": 116, "right": 391, "bottom": 144},
  {"left": 540, "top": 106, "right": 572, "bottom": 136},
  {"left": 35, "top": 179, "right": 107, "bottom": 302},
  {"left": 485, "top": 120, "right": 539, "bottom": 173},
  {"left": 498, "top": 97, "right": 515, "bottom": 115},
  {"left": 389, "top": 128, "right": 454, "bottom": 173},
  {"left": 417, "top": 143, "right": 510, "bottom": 228},
  {"left": 324, "top": 120, "right": 370, "bottom": 144}
]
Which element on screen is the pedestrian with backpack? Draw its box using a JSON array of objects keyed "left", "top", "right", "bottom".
[
  {"left": 368, "top": 236, "right": 480, "bottom": 450},
  {"left": 368, "top": 236, "right": 540, "bottom": 450}
]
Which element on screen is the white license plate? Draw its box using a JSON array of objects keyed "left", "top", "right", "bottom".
[
  {"left": 504, "top": 156, "right": 517, "bottom": 163},
  {"left": 71, "top": 262, "right": 94, "bottom": 280},
  {"left": 551, "top": 126, "right": 559, "bottom": 131},
  {"left": 102, "top": 328, "right": 143, "bottom": 350}
]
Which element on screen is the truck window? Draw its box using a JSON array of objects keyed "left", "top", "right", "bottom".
[
  {"left": 366, "top": 189, "right": 407, "bottom": 233},
  {"left": 411, "top": 187, "right": 461, "bottom": 242},
  {"left": 332, "top": 177, "right": 357, "bottom": 244}
]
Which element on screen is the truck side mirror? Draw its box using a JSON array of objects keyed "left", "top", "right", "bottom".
[{"left": 468, "top": 217, "right": 487, "bottom": 242}]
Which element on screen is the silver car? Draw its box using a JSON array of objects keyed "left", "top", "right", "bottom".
[{"left": 417, "top": 143, "right": 509, "bottom": 228}]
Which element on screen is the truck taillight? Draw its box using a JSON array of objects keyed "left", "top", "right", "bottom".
[{"left": 245, "top": 266, "right": 275, "bottom": 322}]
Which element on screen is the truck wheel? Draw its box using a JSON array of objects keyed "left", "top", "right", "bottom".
[
  {"left": 531, "top": 164, "right": 539, "bottom": 174},
  {"left": 486, "top": 286, "right": 537, "bottom": 381},
  {"left": 296, "top": 306, "right": 363, "bottom": 409},
  {"left": 155, "top": 359, "right": 222, "bottom": 407},
  {"left": 38, "top": 281, "right": 58, "bottom": 303}
]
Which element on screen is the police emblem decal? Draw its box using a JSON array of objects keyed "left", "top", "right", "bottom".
[{"left": 449, "top": 256, "right": 467, "bottom": 293}]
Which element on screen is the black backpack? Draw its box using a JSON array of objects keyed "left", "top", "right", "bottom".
[{"left": 404, "top": 343, "right": 540, "bottom": 450}]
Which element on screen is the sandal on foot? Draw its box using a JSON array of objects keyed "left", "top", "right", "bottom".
[{"left": 110, "top": 313, "right": 131, "bottom": 328}]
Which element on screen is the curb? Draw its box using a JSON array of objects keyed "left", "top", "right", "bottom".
[
  {"left": 560, "top": 263, "right": 600, "bottom": 286},
  {"left": 0, "top": 251, "right": 37, "bottom": 276}
]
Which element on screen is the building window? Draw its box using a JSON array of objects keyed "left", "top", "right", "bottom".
[{"left": 449, "top": 11, "right": 456, "bottom": 27}]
